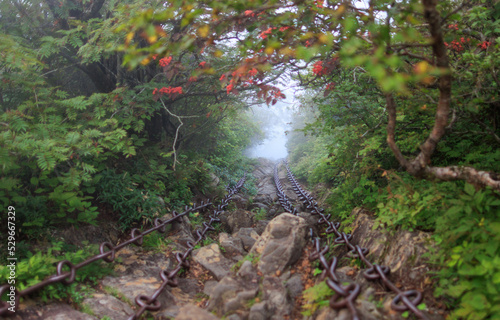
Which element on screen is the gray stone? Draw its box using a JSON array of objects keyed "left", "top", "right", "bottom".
[
  {"left": 219, "top": 232, "right": 246, "bottom": 257},
  {"left": 250, "top": 213, "right": 308, "bottom": 276},
  {"left": 261, "top": 276, "right": 292, "bottom": 319},
  {"left": 249, "top": 302, "right": 269, "bottom": 320},
  {"left": 236, "top": 228, "right": 260, "bottom": 251},
  {"left": 193, "top": 243, "right": 234, "bottom": 280},
  {"left": 254, "top": 220, "right": 270, "bottom": 235},
  {"left": 220, "top": 209, "right": 254, "bottom": 234},
  {"left": 350, "top": 209, "right": 433, "bottom": 279},
  {"left": 203, "top": 280, "right": 219, "bottom": 296},
  {"left": 12, "top": 303, "right": 97, "bottom": 320},
  {"left": 285, "top": 274, "right": 303, "bottom": 299},
  {"left": 82, "top": 293, "right": 133, "bottom": 320},
  {"left": 175, "top": 303, "right": 219, "bottom": 320},
  {"left": 101, "top": 274, "right": 176, "bottom": 309}
]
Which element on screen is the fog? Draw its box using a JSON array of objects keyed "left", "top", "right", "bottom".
[{"left": 244, "top": 90, "right": 295, "bottom": 161}]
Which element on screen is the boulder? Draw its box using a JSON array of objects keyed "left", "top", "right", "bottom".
[
  {"left": 250, "top": 213, "right": 308, "bottom": 276},
  {"left": 192, "top": 243, "right": 234, "bottom": 280},
  {"left": 235, "top": 228, "right": 260, "bottom": 251},
  {"left": 82, "top": 293, "right": 133, "bottom": 320},
  {"left": 175, "top": 303, "right": 219, "bottom": 320},
  {"left": 220, "top": 209, "right": 254, "bottom": 234}
]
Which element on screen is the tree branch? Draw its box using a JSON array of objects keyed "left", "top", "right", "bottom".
[
  {"left": 160, "top": 98, "right": 183, "bottom": 170},
  {"left": 425, "top": 166, "right": 500, "bottom": 191}
]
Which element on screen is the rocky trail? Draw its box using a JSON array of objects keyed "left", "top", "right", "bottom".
[{"left": 5, "top": 159, "right": 446, "bottom": 320}]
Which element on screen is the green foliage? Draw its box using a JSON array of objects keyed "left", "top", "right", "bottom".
[
  {"left": 374, "top": 173, "right": 453, "bottom": 232},
  {"left": 142, "top": 231, "right": 172, "bottom": 253},
  {"left": 96, "top": 169, "right": 166, "bottom": 230},
  {"left": 0, "top": 242, "right": 113, "bottom": 303},
  {"left": 301, "top": 281, "right": 334, "bottom": 316},
  {"left": 252, "top": 207, "right": 267, "bottom": 221},
  {"left": 434, "top": 185, "right": 500, "bottom": 319}
]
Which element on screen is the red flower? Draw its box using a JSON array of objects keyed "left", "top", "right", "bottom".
[
  {"left": 199, "top": 61, "right": 206, "bottom": 68},
  {"left": 244, "top": 10, "right": 254, "bottom": 17},
  {"left": 259, "top": 27, "right": 274, "bottom": 39},
  {"left": 226, "top": 83, "right": 234, "bottom": 94},
  {"left": 159, "top": 56, "right": 172, "bottom": 67},
  {"left": 326, "top": 82, "right": 336, "bottom": 91},
  {"left": 188, "top": 76, "right": 198, "bottom": 82},
  {"left": 157, "top": 86, "right": 183, "bottom": 97},
  {"left": 219, "top": 74, "right": 226, "bottom": 81},
  {"left": 479, "top": 41, "right": 491, "bottom": 50},
  {"left": 312, "top": 61, "right": 326, "bottom": 75},
  {"left": 279, "top": 26, "right": 290, "bottom": 32},
  {"left": 248, "top": 68, "right": 258, "bottom": 77},
  {"left": 153, "top": 88, "right": 158, "bottom": 95},
  {"left": 152, "top": 54, "right": 158, "bottom": 60}
]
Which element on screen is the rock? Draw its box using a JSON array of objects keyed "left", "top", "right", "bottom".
[
  {"left": 82, "top": 293, "right": 133, "bottom": 320},
  {"left": 192, "top": 243, "right": 234, "bottom": 280},
  {"left": 207, "top": 271, "right": 260, "bottom": 317},
  {"left": 101, "top": 275, "right": 176, "bottom": 310},
  {"left": 219, "top": 233, "right": 246, "bottom": 257},
  {"left": 350, "top": 208, "right": 433, "bottom": 280},
  {"left": 203, "top": 280, "right": 219, "bottom": 296},
  {"left": 235, "top": 228, "right": 260, "bottom": 251},
  {"left": 12, "top": 303, "right": 97, "bottom": 320},
  {"left": 237, "top": 260, "right": 256, "bottom": 279},
  {"left": 249, "top": 202, "right": 270, "bottom": 212},
  {"left": 207, "top": 277, "right": 244, "bottom": 315},
  {"left": 249, "top": 302, "right": 269, "bottom": 320},
  {"left": 220, "top": 209, "right": 254, "bottom": 234},
  {"left": 285, "top": 274, "right": 303, "bottom": 299},
  {"left": 208, "top": 172, "right": 220, "bottom": 189},
  {"left": 254, "top": 220, "right": 270, "bottom": 235},
  {"left": 175, "top": 303, "right": 219, "bottom": 320},
  {"left": 315, "top": 307, "right": 351, "bottom": 320},
  {"left": 261, "top": 276, "right": 293, "bottom": 319},
  {"left": 250, "top": 213, "right": 308, "bottom": 276}
]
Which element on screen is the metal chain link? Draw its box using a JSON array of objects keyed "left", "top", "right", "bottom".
[
  {"left": 0, "top": 174, "right": 246, "bottom": 319},
  {"left": 129, "top": 174, "right": 246, "bottom": 319},
  {"left": 274, "top": 164, "right": 298, "bottom": 215},
  {"left": 284, "top": 162, "right": 428, "bottom": 320},
  {"left": 274, "top": 161, "right": 362, "bottom": 319}
]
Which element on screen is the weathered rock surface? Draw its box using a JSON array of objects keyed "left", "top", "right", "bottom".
[
  {"left": 192, "top": 243, "right": 234, "bottom": 280},
  {"left": 350, "top": 208, "right": 433, "bottom": 283},
  {"left": 82, "top": 293, "right": 133, "bottom": 320},
  {"left": 251, "top": 213, "right": 308, "bottom": 276},
  {"left": 11, "top": 303, "right": 97, "bottom": 320},
  {"left": 175, "top": 303, "right": 219, "bottom": 320},
  {"left": 220, "top": 209, "right": 255, "bottom": 234}
]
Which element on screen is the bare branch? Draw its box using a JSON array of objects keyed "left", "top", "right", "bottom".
[
  {"left": 425, "top": 166, "right": 500, "bottom": 191},
  {"left": 160, "top": 98, "right": 183, "bottom": 171}
]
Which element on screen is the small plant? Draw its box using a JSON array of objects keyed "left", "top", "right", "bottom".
[
  {"left": 102, "top": 286, "right": 133, "bottom": 306},
  {"left": 301, "top": 281, "right": 334, "bottom": 316},
  {"left": 252, "top": 208, "right": 267, "bottom": 221},
  {"left": 231, "top": 253, "right": 259, "bottom": 271},
  {"left": 0, "top": 242, "right": 113, "bottom": 303},
  {"left": 142, "top": 232, "right": 172, "bottom": 253}
]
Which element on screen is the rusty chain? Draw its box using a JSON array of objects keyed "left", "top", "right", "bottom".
[
  {"left": 274, "top": 164, "right": 298, "bottom": 215},
  {"left": 282, "top": 161, "right": 428, "bottom": 320},
  {"left": 0, "top": 174, "right": 245, "bottom": 319},
  {"left": 129, "top": 174, "right": 245, "bottom": 319},
  {"left": 274, "top": 162, "right": 362, "bottom": 319}
]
